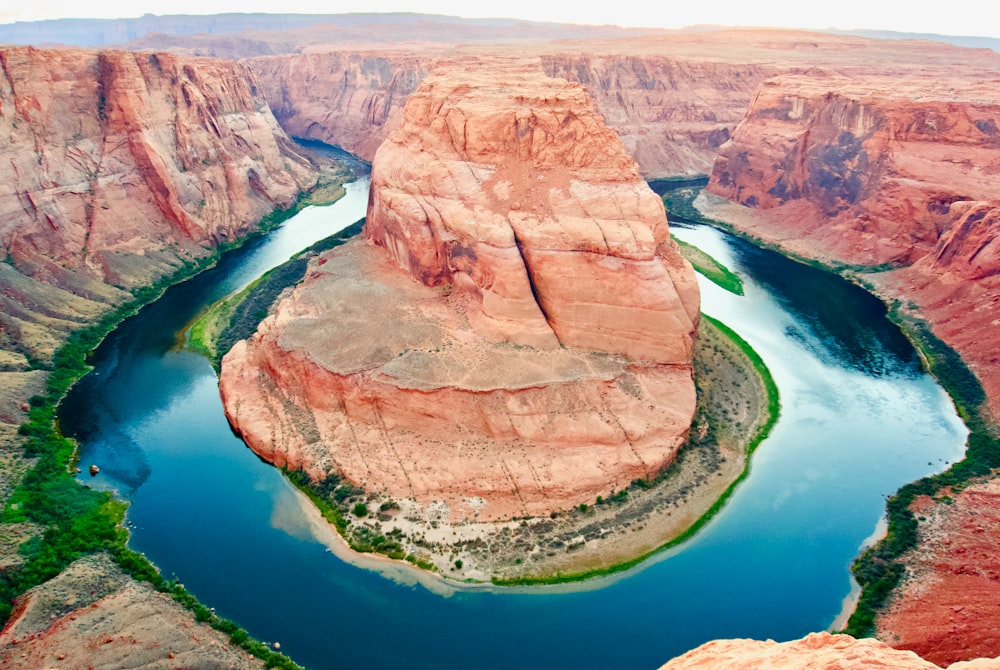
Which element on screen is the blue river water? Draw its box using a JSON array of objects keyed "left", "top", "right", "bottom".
[{"left": 61, "top": 178, "right": 967, "bottom": 669}]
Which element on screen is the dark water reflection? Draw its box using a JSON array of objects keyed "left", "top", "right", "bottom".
[{"left": 60, "top": 184, "right": 966, "bottom": 670}]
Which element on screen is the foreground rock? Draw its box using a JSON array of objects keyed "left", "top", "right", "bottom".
[
  {"left": 660, "top": 632, "right": 1000, "bottom": 669},
  {"left": 877, "top": 480, "right": 1000, "bottom": 665},
  {"left": 0, "top": 553, "right": 264, "bottom": 669},
  {"left": 221, "top": 61, "right": 699, "bottom": 528}
]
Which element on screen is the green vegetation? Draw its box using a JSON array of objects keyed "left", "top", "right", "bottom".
[
  {"left": 656, "top": 183, "right": 1000, "bottom": 640},
  {"left": 674, "top": 237, "right": 744, "bottom": 295},
  {"left": 843, "top": 308, "right": 1000, "bottom": 637},
  {"left": 661, "top": 186, "right": 710, "bottom": 224},
  {"left": 493, "top": 315, "right": 780, "bottom": 586},
  {"left": 282, "top": 469, "right": 408, "bottom": 563},
  {"left": 0, "top": 167, "right": 357, "bottom": 665}
]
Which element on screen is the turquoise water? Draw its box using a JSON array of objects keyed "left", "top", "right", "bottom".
[{"left": 61, "top": 181, "right": 967, "bottom": 669}]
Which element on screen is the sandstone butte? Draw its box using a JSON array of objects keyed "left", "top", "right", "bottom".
[
  {"left": 219, "top": 60, "right": 700, "bottom": 522},
  {"left": 0, "top": 45, "right": 316, "bottom": 364},
  {"left": 659, "top": 632, "right": 1000, "bottom": 670}
]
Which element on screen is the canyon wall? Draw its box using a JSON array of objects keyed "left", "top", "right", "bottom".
[
  {"left": 703, "top": 73, "right": 1000, "bottom": 422},
  {"left": 220, "top": 60, "right": 699, "bottom": 522},
  {"left": 246, "top": 32, "right": 996, "bottom": 180},
  {"left": 699, "top": 68, "right": 1000, "bottom": 665},
  {"left": 0, "top": 45, "right": 317, "bottom": 361},
  {"left": 247, "top": 46, "right": 776, "bottom": 178}
]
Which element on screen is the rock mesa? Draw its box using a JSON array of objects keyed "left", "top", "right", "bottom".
[{"left": 220, "top": 61, "right": 699, "bottom": 521}]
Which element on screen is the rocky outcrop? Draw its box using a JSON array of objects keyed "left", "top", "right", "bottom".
[
  {"left": 659, "top": 632, "right": 1000, "bottom": 669},
  {"left": 702, "top": 72, "right": 1000, "bottom": 422},
  {"left": 0, "top": 45, "right": 317, "bottom": 361},
  {"left": 877, "top": 480, "right": 1000, "bottom": 666},
  {"left": 220, "top": 61, "right": 699, "bottom": 522},
  {"left": 0, "top": 553, "right": 265, "bottom": 669}
]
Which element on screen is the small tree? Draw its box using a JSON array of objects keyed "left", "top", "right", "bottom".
[{"left": 353, "top": 502, "right": 368, "bottom": 517}]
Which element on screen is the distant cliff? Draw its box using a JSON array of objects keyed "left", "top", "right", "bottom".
[
  {"left": 247, "top": 42, "right": 783, "bottom": 178},
  {"left": 0, "top": 46, "right": 316, "bottom": 361}
]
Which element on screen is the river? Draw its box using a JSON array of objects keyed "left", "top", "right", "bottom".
[{"left": 61, "top": 178, "right": 967, "bottom": 669}]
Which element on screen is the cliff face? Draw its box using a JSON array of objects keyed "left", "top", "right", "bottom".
[
  {"left": 248, "top": 49, "right": 431, "bottom": 162},
  {"left": 538, "top": 54, "right": 775, "bottom": 177},
  {"left": 220, "top": 61, "right": 699, "bottom": 521},
  {"left": 659, "top": 632, "right": 1000, "bottom": 670},
  {"left": 703, "top": 73, "right": 1000, "bottom": 422},
  {"left": 246, "top": 31, "right": 997, "bottom": 181},
  {"left": 708, "top": 75, "right": 1000, "bottom": 266},
  {"left": 246, "top": 45, "right": 778, "bottom": 178},
  {"left": 0, "top": 45, "right": 316, "bottom": 361},
  {"left": 699, "top": 71, "right": 1000, "bottom": 666}
]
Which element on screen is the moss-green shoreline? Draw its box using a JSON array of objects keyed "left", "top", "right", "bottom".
[
  {"left": 674, "top": 237, "right": 744, "bottom": 295},
  {"left": 660, "top": 185, "right": 1000, "bottom": 639},
  {"left": 0, "top": 179, "right": 358, "bottom": 666},
  {"left": 492, "top": 314, "right": 780, "bottom": 586}
]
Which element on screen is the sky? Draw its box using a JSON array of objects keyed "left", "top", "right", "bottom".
[{"left": 1, "top": 0, "right": 997, "bottom": 39}]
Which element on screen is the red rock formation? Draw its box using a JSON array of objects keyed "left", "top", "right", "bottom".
[
  {"left": 703, "top": 72, "right": 1000, "bottom": 422},
  {"left": 659, "top": 632, "right": 1000, "bottom": 669},
  {"left": 220, "top": 60, "right": 699, "bottom": 522},
  {"left": 698, "top": 69, "right": 1000, "bottom": 666},
  {"left": 0, "top": 553, "right": 264, "bottom": 669},
  {"left": 877, "top": 480, "right": 1000, "bottom": 666},
  {"left": 247, "top": 31, "right": 998, "bottom": 179},
  {"left": 0, "top": 45, "right": 316, "bottom": 360}
]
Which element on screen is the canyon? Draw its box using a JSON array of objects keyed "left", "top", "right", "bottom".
[
  {"left": 0, "top": 45, "right": 318, "bottom": 364},
  {"left": 219, "top": 60, "right": 700, "bottom": 527},
  {"left": 703, "top": 73, "right": 1000, "bottom": 422},
  {"left": 2, "top": 15, "right": 1000, "bottom": 670}
]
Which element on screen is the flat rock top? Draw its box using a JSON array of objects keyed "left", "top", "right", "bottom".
[{"left": 276, "top": 240, "right": 626, "bottom": 391}]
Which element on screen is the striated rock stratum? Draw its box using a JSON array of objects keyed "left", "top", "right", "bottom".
[
  {"left": 659, "top": 632, "right": 1000, "bottom": 670},
  {"left": 220, "top": 61, "right": 699, "bottom": 521},
  {"left": 703, "top": 72, "right": 1000, "bottom": 422},
  {"left": 0, "top": 45, "right": 316, "bottom": 361}
]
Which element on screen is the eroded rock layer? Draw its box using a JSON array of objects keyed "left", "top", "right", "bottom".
[
  {"left": 702, "top": 73, "right": 1000, "bottom": 422},
  {"left": 659, "top": 632, "right": 1000, "bottom": 670},
  {"left": 0, "top": 45, "right": 316, "bottom": 361},
  {"left": 220, "top": 61, "right": 699, "bottom": 521}
]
